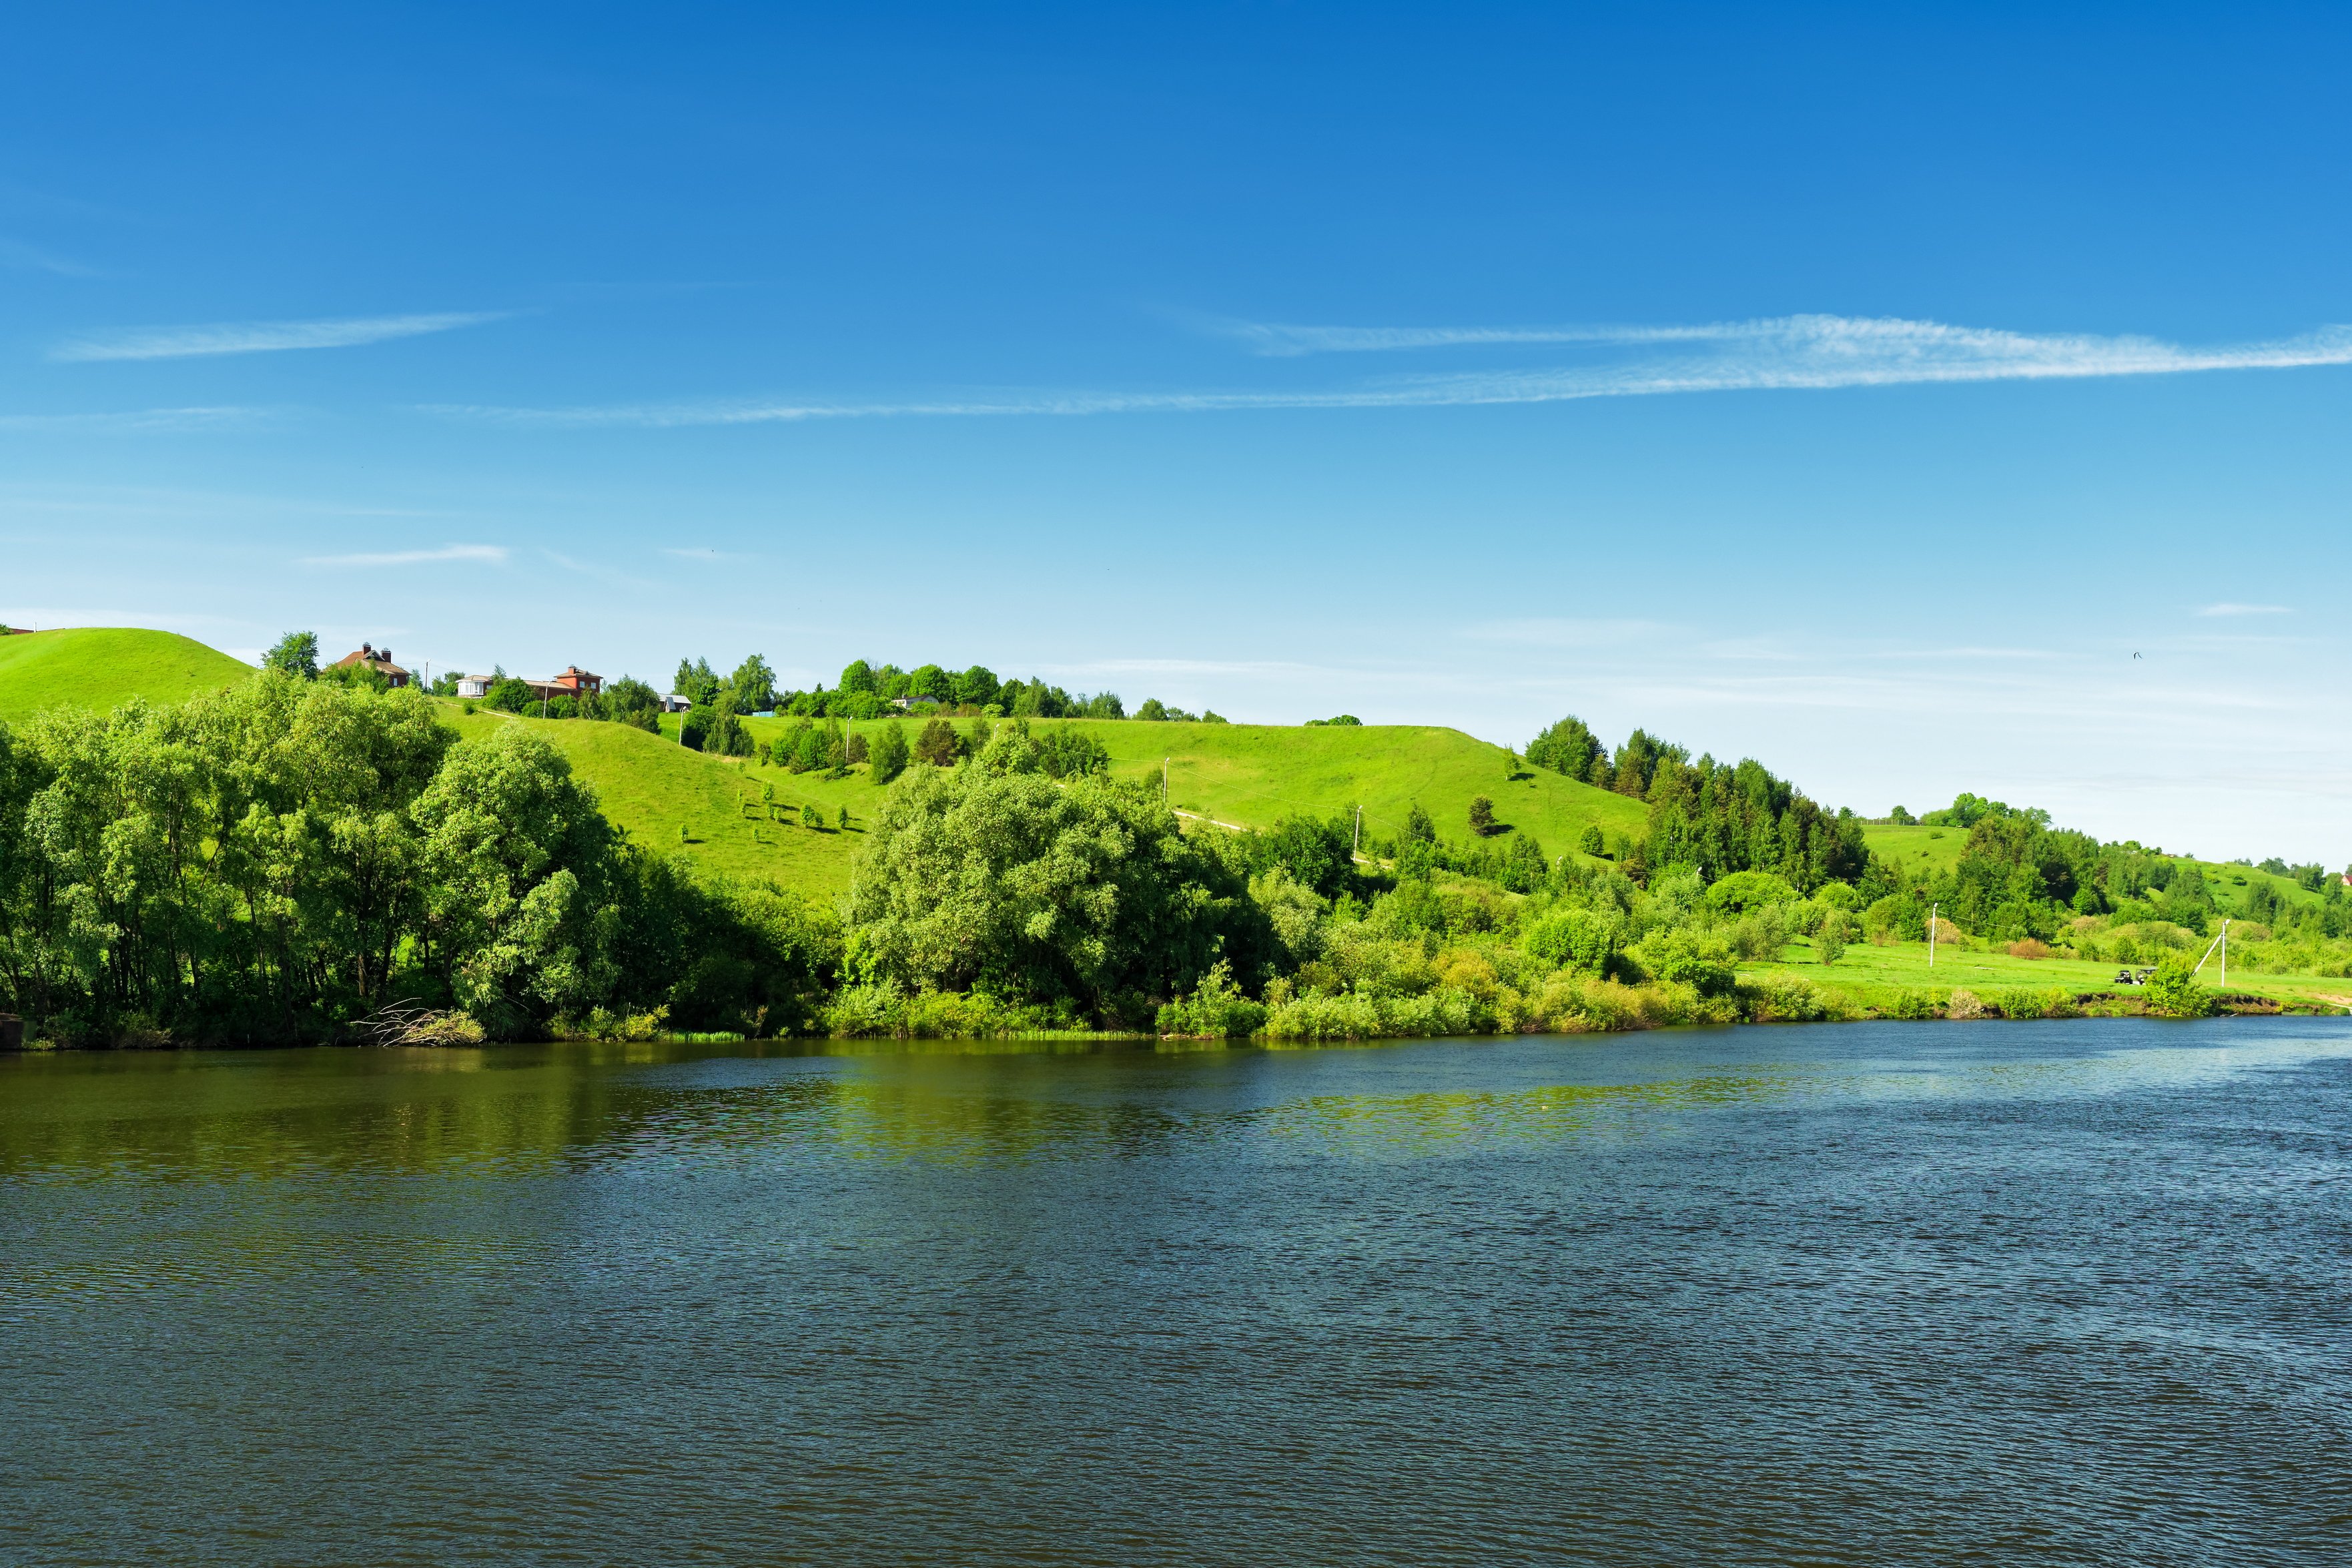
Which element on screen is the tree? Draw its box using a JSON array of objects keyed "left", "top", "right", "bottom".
[
  {"left": 728, "top": 654, "right": 777, "bottom": 714},
  {"left": 1815, "top": 912, "right": 1849, "bottom": 966},
  {"left": 869, "top": 721, "right": 910, "bottom": 783},
  {"left": 486, "top": 676, "right": 534, "bottom": 713},
  {"left": 679, "top": 706, "right": 715, "bottom": 751},
  {"left": 604, "top": 676, "right": 663, "bottom": 733},
  {"left": 1467, "top": 796, "right": 1496, "bottom": 837},
  {"left": 953, "top": 665, "right": 1000, "bottom": 708},
  {"left": 1250, "top": 814, "right": 1357, "bottom": 901},
  {"left": 418, "top": 727, "right": 623, "bottom": 1032},
  {"left": 908, "top": 664, "right": 953, "bottom": 703},
  {"left": 836, "top": 805, "right": 850, "bottom": 831},
  {"left": 1403, "top": 803, "right": 1436, "bottom": 845},
  {"left": 264, "top": 631, "right": 320, "bottom": 681},
  {"left": 1026, "top": 728, "right": 1100, "bottom": 779},
  {"left": 912, "top": 717, "right": 960, "bottom": 767},
  {"left": 842, "top": 765, "right": 1254, "bottom": 1022},
  {"left": 845, "top": 731, "right": 870, "bottom": 765},
  {"left": 801, "top": 804, "right": 821, "bottom": 829},
  {"left": 672, "top": 657, "right": 721, "bottom": 707},
  {"left": 1082, "top": 692, "right": 1126, "bottom": 720},
  {"left": 1525, "top": 715, "right": 1603, "bottom": 782},
  {"left": 839, "top": 659, "right": 877, "bottom": 695},
  {"left": 1577, "top": 823, "right": 1605, "bottom": 857},
  {"left": 1136, "top": 699, "right": 1170, "bottom": 722},
  {"left": 2141, "top": 953, "right": 2215, "bottom": 1018}
]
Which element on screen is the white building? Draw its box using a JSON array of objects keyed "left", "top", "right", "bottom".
[{"left": 456, "top": 676, "right": 490, "bottom": 699}]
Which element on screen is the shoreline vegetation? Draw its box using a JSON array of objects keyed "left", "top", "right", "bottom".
[{"left": 1, "top": 631, "right": 2347, "bottom": 1051}]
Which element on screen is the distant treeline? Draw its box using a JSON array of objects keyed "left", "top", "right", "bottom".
[{"left": 671, "top": 655, "right": 1224, "bottom": 725}]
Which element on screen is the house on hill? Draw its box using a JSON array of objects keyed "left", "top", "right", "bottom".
[
  {"left": 520, "top": 666, "right": 603, "bottom": 703},
  {"left": 332, "top": 643, "right": 410, "bottom": 687}
]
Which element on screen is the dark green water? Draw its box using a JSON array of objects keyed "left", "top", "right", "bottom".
[{"left": 5, "top": 1020, "right": 2349, "bottom": 1565}]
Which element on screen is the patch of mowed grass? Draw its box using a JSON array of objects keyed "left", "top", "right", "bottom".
[
  {"left": 1749, "top": 934, "right": 2352, "bottom": 1011},
  {"left": 0, "top": 627, "right": 254, "bottom": 724}
]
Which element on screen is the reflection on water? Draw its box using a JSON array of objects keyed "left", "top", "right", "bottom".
[{"left": 5, "top": 1018, "right": 2351, "bottom": 1565}]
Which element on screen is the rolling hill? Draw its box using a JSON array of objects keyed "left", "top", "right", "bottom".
[
  {"left": 1, "top": 629, "right": 2323, "bottom": 921},
  {"left": 0, "top": 627, "right": 254, "bottom": 724}
]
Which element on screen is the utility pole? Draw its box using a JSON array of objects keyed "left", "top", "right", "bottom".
[
  {"left": 1352, "top": 803, "right": 1362, "bottom": 854},
  {"left": 2221, "top": 917, "right": 2230, "bottom": 988},
  {"left": 1928, "top": 901, "right": 1939, "bottom": 968},
  {"left": 1163, "top": 757, "right": 1169, "bottom": 798}
]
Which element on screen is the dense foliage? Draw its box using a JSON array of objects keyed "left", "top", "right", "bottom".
[{"left": 0, "top": 675, "right": 833, "bottom": 1046}]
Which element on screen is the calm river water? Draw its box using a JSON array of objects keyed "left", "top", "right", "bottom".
[{"left": 5, "top": 1019, "right": 2349, "bottom": 1565}]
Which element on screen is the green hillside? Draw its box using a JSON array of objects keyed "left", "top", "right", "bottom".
[
  {"left": 485, "top": 709, "right": 1649, "bottom": 896},
  {"left": 729, "top": 713, "right": 1647, "bottom": 855},
  {"left": 446, "top": 707, "right": 868, "bottom": 893},
  {"left": 0, "top": 627, "right": 254, "bottom": 724},
  {"left": 5, "top": 629, "right": 2321, "bottom": 927}
]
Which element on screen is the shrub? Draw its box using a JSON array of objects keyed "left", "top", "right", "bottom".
[
  {"left": 913, "top": 717, "right": 961, "bottom": 767},
  {"left": 1523, "top": 907, "right": 1624, "bottom": 974},
  {"left": 1156, "top": 961, "right": 1267, "bottom": 1038},
  {"left": 1880, "top": 989, "right": 1941, "bottom": 1020},
  {"left": 2007, "top": 937, "right": 2052, "bottom": 960},
  {"left": 1946, "top": 988, "right": 1988, "bottom": 1020},
  {"left": 869, "top": 721, "right": 910, "bottom": 783},
  {"left": 2141, "top": 954, "right": 2215, "bottom": 1018},
  {"left": 1706, "top": 870, "right": 1798, "bottom": 914},
  {"left": 1628, "top": 927, "right": 1737, "bottom": 996},
  {"left": 1815, "top": 913, "right": 1849, "bottom": 966},
  {"left": 1577, "top": 823, "right": 1605, "bottom": 857},
  {"left": 1750, "top": 973, "right": 1832, "bottom": 1022},
  {"left": 1467, "top": 795, "right": 1496, "bottom": 836}
]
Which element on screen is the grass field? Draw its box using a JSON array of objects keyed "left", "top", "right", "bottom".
[
  {"left": 0, "top": 627, "right": 253, "bottom": 724},
  {"left": 1860, "top": 823, "right": 1970, "bottom": 878},
  {"left": 720, "top": 713, "right": 1653, "bottom": 855},
  {"left": 1745, "top": 934, "right": 2352, "bottom": 1012},
  {"left": 448, "top": 707, "right": 870, "bottom": 892}
]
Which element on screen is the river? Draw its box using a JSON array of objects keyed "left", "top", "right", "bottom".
[{"left": 5, "top": 1019, "right": 2348, "bottom": 1565}]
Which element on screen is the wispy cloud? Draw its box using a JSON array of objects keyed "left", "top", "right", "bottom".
[
  {"left": 303, "top": 543, "right": 510, "bottom": 568},
  {"left": 55, "top": 311, "right": 504, "bottom": 363},
  {"left": 1461, "top": 617, "right": 1675, "bottom": 649},
  {"left": 2197, "top": 602, "right": 2293, "bottom": 617},
  {"left": 0, "top": 236, "right": 99, "bottom": 277},
  {"left": 426, "top": 314, "right": 2352, "bottom": 429},
  {"left": 0, "top": 406, "right": 276, "bottom": 434}
]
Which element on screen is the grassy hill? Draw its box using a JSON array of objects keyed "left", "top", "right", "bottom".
[
  {"left": 1, "top": 629, "right": 2325, "bottom": 925},
  {"left": 0, "top": 628, "right": 254, "bottom": 724},
  {"left": 446, "top": 707, "right": 869, "bottom": 893},
  {"left": 477, "top": 709, "right": 1650, "bottom": 897}
]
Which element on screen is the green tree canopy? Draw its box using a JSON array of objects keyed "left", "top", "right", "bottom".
[
  {"left": 264, "top": 630, "right": 320, "bottom": 681},
  {"left": 843, "top": 765, "right": 1254, "bottom": 1022}
]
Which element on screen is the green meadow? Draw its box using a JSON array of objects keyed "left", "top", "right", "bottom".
[
  {"left": 0, "top": 627, "right": 254, "bottom": 725},
  {"left": 1743, "top": 932, "right": 2352, "bottom": 1012}
]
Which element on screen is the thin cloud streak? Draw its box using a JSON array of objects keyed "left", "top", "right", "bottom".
[
  {"left": 2197, "top": 602, "right": 2293, "bottom": 617},
  {"left": 430, "top": 314, "right": 2352, "bottom": 428},
  {"left": 304, "top": 543, "right": 510, "bottom": 568},
  {"left": 0, "top": 236, "right": 98, "bottom": 276},
  {"left": 0, "top": 406, "right": 275, "bottom": 433},
  {"left": 55, "top": 311, "right": 504, "bottom": 362}
]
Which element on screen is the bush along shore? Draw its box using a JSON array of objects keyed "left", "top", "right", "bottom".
[{"left": 0, "top": 681, "right": 2339, "bottom": 1048}]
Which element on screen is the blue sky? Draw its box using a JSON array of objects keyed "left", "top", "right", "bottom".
[{"left": 5, "top": 3, "right": 2350, "bottom": 861}]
